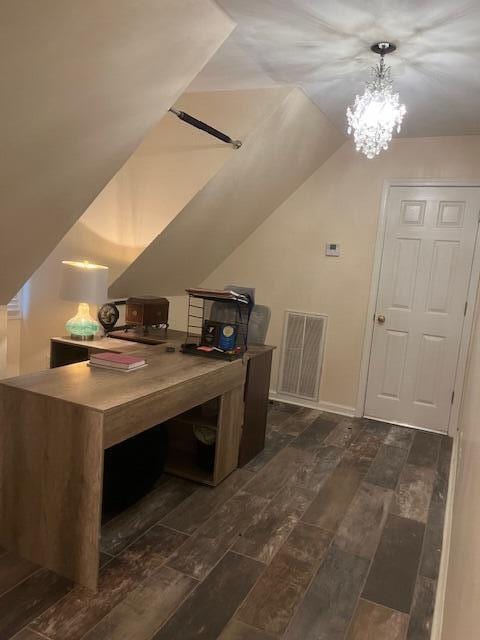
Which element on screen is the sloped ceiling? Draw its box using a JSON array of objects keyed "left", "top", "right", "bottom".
[
  {"left": 109, "top": 87, "right": 344, "bottom": 298},
  {"left": 0, "top": 0, "right": 233, "bottom": 304},
  {"left": 196, "top": 0, "right": 480, "bottom": 137}
]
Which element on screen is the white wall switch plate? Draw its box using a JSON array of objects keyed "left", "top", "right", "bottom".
[{"left": 325, "top": 243, "right": 340, "bottom": 257}]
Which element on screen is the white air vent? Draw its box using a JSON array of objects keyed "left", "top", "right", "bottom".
[{"left": 278, "top": 310, "right": 327, "bottom": 401}]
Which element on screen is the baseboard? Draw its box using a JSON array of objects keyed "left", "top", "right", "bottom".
[
  {"left": 268, "top": 391, "right": 355, "bottom": 418},
  {"left": 430, "top": 433, "right": 458, "bottom": 640}
]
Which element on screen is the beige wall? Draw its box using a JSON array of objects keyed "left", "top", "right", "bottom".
[
  {"left": 442, "top": 303, "right": 480, "bottom": 639},
  {"left": 203, "top": 135, "right": 480, "bottom": 411},
  {"left": 17, "top": 89, "right": 289, "bottom": 373},
  {"left": 0, "top": 0, "right": 233, "bottom": 304}
]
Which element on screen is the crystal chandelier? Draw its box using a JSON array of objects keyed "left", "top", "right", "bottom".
[{"left": 347, "top": 42, "right": 406, "bottom": 159}]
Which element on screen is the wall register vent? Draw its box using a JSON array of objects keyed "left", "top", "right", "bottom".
[{"left": 278, "top": 310, "right": 327, "bottom": 402}]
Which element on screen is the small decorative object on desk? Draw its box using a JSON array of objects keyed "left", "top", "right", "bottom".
[
  {"left": 97, "top": 302, "right": 120, "bottom": 334},
  {"left": 108, "top": 296, "right": 169, "bottom": 344},
  {"left": 88, "top": 352, "right": 147, "bottom": 372},
  {"left": 182, "top": 287, "right": 253, "bottom": 360}
]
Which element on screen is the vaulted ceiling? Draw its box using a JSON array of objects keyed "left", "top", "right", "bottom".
[
  {"left": 191, "top": 0, "right": 480, "bottom": 138},
  {"left": 0, "top": 0, "right": 233, "bottom": 304}
]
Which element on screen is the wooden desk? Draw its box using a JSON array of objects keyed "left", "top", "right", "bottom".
[
  {"left": 0, "top": 336, "right": 272, "bottom": 590},
  {"left": 50, "top": 332, "right": 273, "bottom": 470}
]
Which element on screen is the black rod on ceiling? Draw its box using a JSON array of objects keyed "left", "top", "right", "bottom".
[{"left": 168, "top": 108, "right": 242, "bottom": 149}]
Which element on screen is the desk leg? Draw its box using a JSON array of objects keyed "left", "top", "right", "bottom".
[
  {"left": 0, "top": 386, "right": 103, "bottom": 590},
  {"left": 213, "top": 385, "right": 244, "bottom": 485}
]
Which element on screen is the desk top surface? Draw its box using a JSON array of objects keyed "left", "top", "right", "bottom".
[{"left": 1, "top": 332, "right": 273, "bottom": 413}]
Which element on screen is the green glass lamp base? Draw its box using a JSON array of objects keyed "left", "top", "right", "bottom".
[{"left": 65, "top": 302, "right": 100, "bottom": 340}]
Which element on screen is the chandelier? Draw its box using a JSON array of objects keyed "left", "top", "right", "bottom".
[{"left": 347, "top": 42, "right": 406, "bottom": 159}]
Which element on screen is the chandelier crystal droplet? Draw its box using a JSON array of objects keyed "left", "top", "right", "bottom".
[{"left": 347, "top": 54, "right": 406, "bottom": 159}]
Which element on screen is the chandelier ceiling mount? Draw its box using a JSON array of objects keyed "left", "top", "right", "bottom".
[{"left": 370, "top": 41, "right": 396, "bottom": 55}]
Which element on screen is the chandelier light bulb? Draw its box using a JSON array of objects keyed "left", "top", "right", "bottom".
[{"left": 347, "top": 43, "right": 406, "bottom": 159}]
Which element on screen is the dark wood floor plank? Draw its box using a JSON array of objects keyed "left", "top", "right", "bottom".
[
  {"left": 245, "top": 446, "right": 315, "bottom": 500},
  {"left": 362, "top": 420, "right": 391, "bottom": 439},
  {"left": 232, "top": 484, "right": 315, "bottom": 563},
  {"left": 346, "top": 599, "right": 409, "bottom": 640},
  {"left": 391, "top": 464, "right": 435, "bottom": 523},
  {"left": 362, "top": 514, "right": 425, "bottom": 614},
  {"left": 289, "top": 417, "right": 337, "bottom": 456},
  {"left": 273, "top": 407, "right": 321, "bottom": 437},
  {"left": 365, "top": 445, "right": 408, "bottom": 490},
  {"left": 0, "top": 569, "right": 72, "bottom": 640},
  {"left": 284, "top": 547, "right": 370, "bottom": 640},
  {"left": 236, "top": 523, "right": 332, "bottom": 636},
  {"left": 419, "top": 493, "right": 446, "bottom": 581},
  {"left": 335, "top": 482, "right": 393, "bottom": 559},
  {"left": 161, "top": 469, "right": 253, "bottom": 535},
  {"left": 324, "top": 420, "right": 364, "bottom": 448},
  {"left": 81, "top": 566, "right": 197, "bottom": 640},
  {"left": 167, "top": 491, "right": 268, "bottom": 580},
  {"left": 406, "top": 576, "right": 436, "bottom": 640},
  {"left": 0, "top": 552, "right": 38, "bottom": 597},
  {"left": 436, "top": 436, "right": 453, "bottom": 498},
  {"left": 101, "top": 476, "right": 196, "bottom": 555},
  {"left": 385, "top": 426, "right": 415, "bottom": 450},
  {"left": 267, "top": 402, "right": 300, "bottom": 429},
  {"left": 407, "top": 431, "right": 442, "bottom": 469},
  {"left": 318, "top": 411, "right": 347, "bottom": 424},
  {"left": 302, "top": 463, "right": 364, "bottom": 532},
  {"left": 32, "top": 525, "right": 187, "bottom": 640},
  {"left": 245, "top": 431, "right": 293, "bottom": 473},
  {"left": 292, "top": 445, "right": 344, "bottom": 493},
  {"left": 152, "top": 552, "right": 264, "bottom": 640},
  {"left": 218, "top": 620, "right": 276, "bottom": 639},
  {"left": 419, "top": 440, "right": 452, "bottom": 581},
  {"left": 342, "top": 430, "right": 384, "bottom": 474}
]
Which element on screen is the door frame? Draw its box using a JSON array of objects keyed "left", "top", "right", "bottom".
[{"left": 356, "top": 179, "right": 480, "bottom": 437}]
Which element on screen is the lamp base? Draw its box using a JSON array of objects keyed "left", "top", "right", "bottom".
[{"left": 65, "top": 302, "right": 100, "bottom": 340}]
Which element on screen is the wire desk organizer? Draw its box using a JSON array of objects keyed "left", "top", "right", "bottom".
[{"left": 181, "top": 288, "right": 253, "bottom": 361}]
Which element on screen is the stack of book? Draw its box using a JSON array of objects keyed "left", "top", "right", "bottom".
[{"left": 88, "top": 352, "right": 147, "bottom": 372}]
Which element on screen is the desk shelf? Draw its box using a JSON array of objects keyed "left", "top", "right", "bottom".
[
  {"left": 163, "top": 391, "right": 240, "bottom": 487},
  {"left": 165, "top": 450, "right": 216, "bottom": 486}
]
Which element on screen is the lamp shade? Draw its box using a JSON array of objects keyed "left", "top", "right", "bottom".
[{"left": 60, "top": 261, "right": 108, "bottom": 305}]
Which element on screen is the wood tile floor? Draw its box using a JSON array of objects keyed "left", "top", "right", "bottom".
[{"left": 0, "top": 402, "right": 452, "bottom": 640}]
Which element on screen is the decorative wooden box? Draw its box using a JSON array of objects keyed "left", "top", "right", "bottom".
[{"left": 125, "top": 296, "right": 169, "bottom": 327}]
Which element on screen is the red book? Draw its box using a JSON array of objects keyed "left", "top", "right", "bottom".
[{"left": 89, "top": 352, "right": 146, "bottom": 370}]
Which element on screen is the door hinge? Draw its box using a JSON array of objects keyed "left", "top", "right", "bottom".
[
  {"left": 464, "top": 301, "right": 468, "bottom": 316},
  {"left": 451, "top": 390, "right": 455, "bottom": 404}
]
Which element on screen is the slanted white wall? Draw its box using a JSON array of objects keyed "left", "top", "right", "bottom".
[
  {"left": 0, "top": 0, "right": 233, "bottom": 304},
  {"left": 202, "top": 135, "right": 480, "bottom": 412},
  {"left": 110, "top": 88, "right": 344, "bottom": 298}
]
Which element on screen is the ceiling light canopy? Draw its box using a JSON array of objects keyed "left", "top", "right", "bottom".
[{"left": 347, "top": 42, "right": 406, "bottom": 159}]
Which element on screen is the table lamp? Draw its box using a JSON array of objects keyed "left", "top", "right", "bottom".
[{"left": 60, "top": 260, "right": 109, "bottom": 340}]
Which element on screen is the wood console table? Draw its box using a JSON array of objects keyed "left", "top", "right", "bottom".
[{"left": 0, "top": 335, "right": 273, "bottom": 590}]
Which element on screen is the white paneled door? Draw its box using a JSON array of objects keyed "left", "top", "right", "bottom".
[{"left": 365, "top": 186, "right": 480, "bottom": 432}]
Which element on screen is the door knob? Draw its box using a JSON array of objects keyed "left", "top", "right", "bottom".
[{"left": 377, "top": 314, "right": 386, "bottom": 324}]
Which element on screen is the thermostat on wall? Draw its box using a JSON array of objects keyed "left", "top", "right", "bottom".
[{"left": 325, "top": 243, "right": 340, "bottom": 257}]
